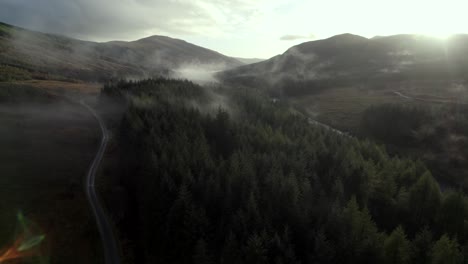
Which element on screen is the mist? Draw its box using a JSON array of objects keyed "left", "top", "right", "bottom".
[{"left": 170, "top": 62, "right": 235, "bottom": 84}]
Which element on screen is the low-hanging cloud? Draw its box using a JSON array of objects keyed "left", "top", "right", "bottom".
[
  {"left": 0, "top": 0, "right": 264, "bottom": 41},
  {"left": 171, "top": 62, "right": 233, "bottom": 84},
  {"left": 280, "top": 34, "right": 316, "bottom": 41}
]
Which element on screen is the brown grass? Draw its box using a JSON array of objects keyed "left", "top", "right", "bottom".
[{"left": 290, "top": 86, "right": 407, "bottom": 132}]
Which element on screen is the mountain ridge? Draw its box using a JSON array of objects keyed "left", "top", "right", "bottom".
[
  {"left": 0, "top": 21, "right": 243, "bottom": 81},
  {"left": 219, "top": 33, "right": 468, "bottom": 96}
]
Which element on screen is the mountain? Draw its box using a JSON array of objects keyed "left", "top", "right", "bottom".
[
  {"left": 100, "top": 36, "right": 242, "bottom": 71},
  {"left": 0, "top": 22, "right": 243, "bottom": 81},
  {"left": 220, "top": 33, "right": 468, "bottom": 96}
]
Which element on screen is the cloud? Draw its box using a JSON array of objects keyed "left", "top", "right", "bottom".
[
  {"left": 280, "top": 34, "right": 316, "bottom": 41},
  {"left": 0, "top": 0, "right": 265, "bottom": 41}
]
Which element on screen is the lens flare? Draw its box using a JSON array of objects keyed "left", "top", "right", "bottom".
[{"left": 0, "top": 211, "right": 47, "bottom": 263}]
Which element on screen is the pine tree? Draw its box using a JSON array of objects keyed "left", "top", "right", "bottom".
[
  {"left": 431, "top": 235, "right": 462, "bottom": 264},
  {"left": 341, "top": 197, "right": 383, "bottom": 263},
  {"left": 438, "top": 191, "right": 468, "bottom": 237},
  {"left": 411, "top": 227, "right": 433, "bottom": 264},
  {"left": 244, "top": 233, "right": 267, "bottom": 264},
  {"left": 310, "top": 229, "right": 335, "bottom": 264},
  {"left": 409, "top": 172, "right": 441, "bottom": 227},
  {"left": 384, "top": 226, "right": 411, "bottom": 264},
  {"left": 221, "top": 232, "right": 240, "bottom": 264},
  {"left": 193, "top": 239, "right": 214, "bottom": 264}
]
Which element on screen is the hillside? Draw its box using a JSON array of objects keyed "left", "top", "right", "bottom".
[
  {"left": 0, "top": 22, "right": 243, "bottom": 82},
  {"left": 220, "top": 33, "right": 468, "bottom": 96}
]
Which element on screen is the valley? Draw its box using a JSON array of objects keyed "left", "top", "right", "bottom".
[{"left": 2, "top": 19, "right": 468, "bottom": 264}]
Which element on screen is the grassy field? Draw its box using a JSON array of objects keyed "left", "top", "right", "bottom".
[
  {"left": 291, "top": 86, "right": 409, "bottom": 132},
  {"left": 291, "top": 80, "right": 468, "bottom": 133},
  {"left": 0, "top": 83, "right": 103, "bottom": 263}
]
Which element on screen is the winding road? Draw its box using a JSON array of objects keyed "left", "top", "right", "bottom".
[
  {"left": 81, "top": 101, "right": 121, "bottom": 264},
  {"left": 393, "top": 90, "right": 468, "bottom": 105},
  {"left": 307, "top": 117, "right": 352, "bottom": 138},
  {"left": 393, "top": 91, "right": 413, "bottom": 100}
]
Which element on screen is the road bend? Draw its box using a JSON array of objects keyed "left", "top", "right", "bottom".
[{"left": 81, "top": 100, "right": 120, "bottom": 264}]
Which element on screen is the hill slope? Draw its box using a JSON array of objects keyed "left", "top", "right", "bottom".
[
  {"left": 0, "top": 22, "right": 242, "bottom": 81},
  {"left": 220, "top": 33, "right": 468, "bottom": 96}
]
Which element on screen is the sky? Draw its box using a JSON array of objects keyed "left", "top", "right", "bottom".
[{"left": 0, "top": 0, "right": 467, "bottom": 58}]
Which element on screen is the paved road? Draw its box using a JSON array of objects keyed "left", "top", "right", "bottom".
[{"left": 81, "top": 101, "right": 121, "bottom": 264}]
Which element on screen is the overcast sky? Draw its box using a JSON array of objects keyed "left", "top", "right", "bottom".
[{"left": 0, "top": 0, "right": 467, "bottom": 58}]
